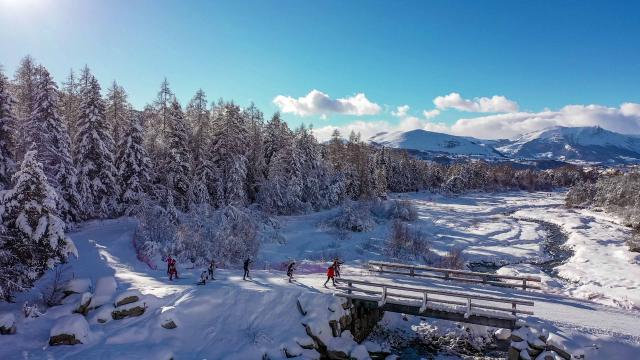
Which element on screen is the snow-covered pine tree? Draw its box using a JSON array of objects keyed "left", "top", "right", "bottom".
[
  {"left": 145, "top": 78, "right": 173, "bottom": 160},
  {"left": 0, "top": 68, "right": 16, "bottom": 190},
  {"left": 117, "top": 114, "right": 152, "bottom": 215},
  {"left": 28, "top": 66, "right": 82, "bottom": 223},
  {"left": 209, "top": 101, "right": 248, "bottom": 207},
  {"left": 264, "top": 111, "right": 291, "bottom": 167},
  {"left": 12, "top": 56, "right": 39, "bottom": 160},
  {"left": 106, "top": 81, "right": 131, "bottom": 158},
  {"left": 75, "top": 76, "right": 119, "bottom": 218},
  {"left": 157, "top": 98, "right": 191, "bottom": 210},
  {"left": 295, "top": 124, "right": 324, "bottom": 209},
  {"left": 59, "top": 69, "right": 81, "bottom": 156},
  {"left": 243, "top": 103, "right": 265, "bottom": 203},
  {"left": 258, "top": 135, "right": 306, "bottom": 215},
  {"left": 185, "top": 89, "right": 213, "bottom": 206},
  {"left": 0, "top": 150, "right": 77, "bottom": 293}
]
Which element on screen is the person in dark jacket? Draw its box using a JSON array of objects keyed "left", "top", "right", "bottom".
[
  {"left": 332, "top": 258, "right": 344, "bottom": 278},
  {"left": 287, "top": 261, "right": 296, "bottom": 283},
  {"left": 243, "top": 257, "right": 252, "bottom": 280},
  {"left": 208, "top": 260, "right": 216, "bottom": 280}
]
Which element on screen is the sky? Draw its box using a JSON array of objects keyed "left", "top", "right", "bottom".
[{"left": 1, "top": 0, "right": 639, "bottom": 140}]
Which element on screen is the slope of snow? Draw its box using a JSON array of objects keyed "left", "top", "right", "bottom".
[
  {"left": 1, "top": 192, "right": 640, "bottom": 358},
  {"left": 498, "top": 126, "right": 640, "bottom": 162},
  {"left": 368, "top": 129, "right": 503, "bottom": 157}
]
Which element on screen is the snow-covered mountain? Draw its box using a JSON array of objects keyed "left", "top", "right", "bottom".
[
  {"left": 497, "top": 126, "right": 640, "bottom": 163},
  {"left": 368, "top": 129, "right": 504, "bottom": 157},
  {"left": 367, "top": 126, "right": 640, "bottom": 163}
]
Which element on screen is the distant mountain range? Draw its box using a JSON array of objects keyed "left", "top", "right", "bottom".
[{"left": 367, "top": 126, "right": 640, "bottom": 164}]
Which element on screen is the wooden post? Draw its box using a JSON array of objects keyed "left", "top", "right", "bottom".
[
  {"left": 410, "top": 267, "right": 415, "bottom": 277},
  {"left": 419, "top": 291, "right": 428, "bottom": 313},
  {"left": 512, "top": 303, "right": 517, "bottom": 316},
  {"left": 348, "top": 281, "right": 352, "bottom": 294},
  {"left": 466, "top": 298, "right": 472, "bottom": 316},
  {"left": 522, "top": 279, "right": 527, "bottom": 291}
]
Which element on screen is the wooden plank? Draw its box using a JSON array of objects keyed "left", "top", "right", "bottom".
[
  {"left": 369, "top": 260, "right": 542, "bottom": 282},
  {"left": 337, "top": 278, "right": 534, "bottom": 306},
  {"left": 335, "top": 286, "right": 534, "bottom": 315},
  {"left": 372, "top": 268, "right": 541, "bottom": 289}
]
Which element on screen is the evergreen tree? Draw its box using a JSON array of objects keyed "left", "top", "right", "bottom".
[
  {"left": 264, "top": 112, "right": 290, "bottom": 167},
  {"left": 185, "top": 90, "right": 213, "bottom": 206},
  {"left": 29, "top": 66, "right": 82, "bottom": 223},
  {"left": 243, "top": 103, "right": 265, "bottom": 203},
  {"left": 117, "top": 115, "right": 152, "bottom": 215},
  {"left": 157, "top": 98, "right": 191, "bottom": 210},
  {"left": 0, "top": 68, "right": 16, "bottom": 190},
  {"left": 75, "top": 76, "right": 119, "bottom": 218},
  {"left": 295, "top": 124, "right": 324, "bottom": 209},
  {"left": 12, "top": 56, "right": 38, "bottom": 160},
  {"left": 106, "top": 81, "right": 131, "bottom": 157},
  {"left": 59, "top": 69, "right": 81, "bottom": 155},
  {"left": 0, "top": 150, "right": 77, "bottom": 297},
  {"left": 209, "top": 101, "right": 248, "bottom": 206},
  {"left": 258, "top": 136, "right": 305, "bottom": 215}
]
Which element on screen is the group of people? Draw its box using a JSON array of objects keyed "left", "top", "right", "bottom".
[{"left": 165, "top": 255, "right": 344, "bottom": 288}]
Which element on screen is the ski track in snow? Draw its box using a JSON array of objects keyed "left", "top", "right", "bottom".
[{"left": 0, "top": 191, "right": 639, "bottom": 359}]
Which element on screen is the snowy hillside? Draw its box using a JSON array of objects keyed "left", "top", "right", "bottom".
[
  {"left": 368, "top": 129, "right": 504, "bottom": 157},
  {"left": 1, "top": 192, "right": 639, "bottom": 359},
  {"left": 497, "top": 126, "right": 640, "bottom": 162}
]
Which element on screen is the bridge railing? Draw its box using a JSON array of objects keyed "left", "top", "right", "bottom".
[
  {"left": 368, "top": 260, "right": 541, "bottom": 290},
  {"left": 335, "top": 278, "right": 534, "bottom": 319}
]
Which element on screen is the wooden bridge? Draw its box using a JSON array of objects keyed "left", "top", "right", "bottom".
[
  {"left": 334, "top": 261, "right": 537, "bottom": 329},
  {"left": 368, "top": 260, "right": 542, "bottom": 290}
]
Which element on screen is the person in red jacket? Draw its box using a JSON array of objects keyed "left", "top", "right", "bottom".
[
  {"left": 324, "top": 265, "right": 336, "bottom": 288},
  {"left": 167, "top": 256, "right": 178, "bottom": 281}
]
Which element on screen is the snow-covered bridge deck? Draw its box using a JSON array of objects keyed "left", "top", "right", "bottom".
[{"left": 335, "top": 277, "right": 534, "bottom": 329}]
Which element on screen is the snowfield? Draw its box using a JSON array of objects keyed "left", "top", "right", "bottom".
[{"left": 0, "top": 191, "right": 639, "bottom": 359}]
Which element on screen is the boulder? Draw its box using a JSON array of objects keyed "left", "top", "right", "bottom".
[
  {"left": 535, "top": 350, "right": 562, "bottom": 360},
  {"left": 111, "top": 301, "right": 146, "bottom": 320},
  {"left": 0, "top": 313, "right": 16, "bottom": 335},
  {"left": 63, "top": 278, "right": 91, "bottom": 297},
  {"left": 495, "top": 328, "right": 512, "bottom": 340},
  {"left": 295, "top": 336, "right": 316, "bottom": 350},
  {"left": 73, "top": 292, "right": 93, "bottom": 315},
  {"left": 161, "top": 319, "right": 177, "bottom": 329},
  {"left": 91, "top": 304, "right": 114, "bottom": 324},
  {"left": 114, "top": 290, "right": 142, "bottom": 307},
  {"left": 520, "top": 349, "right": 532, "bottom": 360},
  {"left": 49, "top": 314, "right": 90, "bottom": 346},
  {"left": 89, "top": 276, "right": 117, "bottom": 309}
]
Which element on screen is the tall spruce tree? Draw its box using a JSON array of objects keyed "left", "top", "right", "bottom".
[
  {"left": 59, "top": 69, "right": 81, "bottom": 155},
  {"left": 117, "top": 115, "right": 152, "bottom": 215},
  {"left": 28, "top": 66, "right": 82, "bottom": 223},
  {"left": 243, "top": 103, "right": 266, "bottom": 203},
  {"left": 106, "top": 81, "right": 131, "bottom": 158},
  {"left": 158, "top": 98, "right": 191, "bottom": 210},
  {"left": 210, "top": 101, "right": 248, "bottom": 207},
  {"left": 0, "top": 150, "right": 77, "bottom": 295},
  {"left": 75, "top": 76, "right": 119, "bottom": 218},
  {"left": 12, "top": 56, "right": 39, "bottom": 160},
  {"left": 0, "top": 68, "right": 16, "bottom": 190}
]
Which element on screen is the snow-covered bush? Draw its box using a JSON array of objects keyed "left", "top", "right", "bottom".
[
  {"left": 328, "top": 200, "right": 375, "bottom": 232},
  {"left": 565, "top": 181, "right": 596, "bottom": 208},
  {"left": 432, "top": 247, "right": 465, "bottom": 270},
  {"left": 384, "top": 220, "right": 430, "bottom": 261},
  {"left": 385, "top": 200, "right": 418, "bottom": 221}
]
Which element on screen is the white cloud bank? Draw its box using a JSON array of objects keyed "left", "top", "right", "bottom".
[
  {"left": 273, "top": 89, "right": 381, "bottom": 117},
  {"left": 313, "top": 103, "right": 640, "bottom": 142},
  {"left": 433, "top": 92, "right": 519, "bottom": 113}
]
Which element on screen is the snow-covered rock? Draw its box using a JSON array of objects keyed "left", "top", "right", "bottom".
[
  {"left": 64, "top": 278, "right": 91, "bottom": 296},
  {"left": 89, "top": 276, "right": 116, "bottom": 309},
  {"left": 114, "top": 290, "right": 142, "bottom": 307},
  {"left": 0, "top": 312, "right": 16, "bottom": 335},
  {"left": 494, "top": 328, "right": 511, "bottom": 340},
  {"left": 49, "top": 314, "right": 90, "bottom": 346},
  {"left": 90, "top": 304, "right": 114, "bottom": 324},
  {"left": 111, "top": 300, "right": 146, "bottom": 320},
  {"left": 74, "top": 292, "right": 92, "bottom": 315}
]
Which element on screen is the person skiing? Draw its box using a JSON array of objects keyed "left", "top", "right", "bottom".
[
  {"left": 287, "top": 261, "right": 296, "bottom": 283},
  {"left": 332, "top": 258, "right": 344, "bottom": 278},
  {"left": 324, "top": 264, "right": 336, "bottom": 288},
  {"left": 198, "top": 270, "right": 208, "bottom": 285},
  {"left": 168, "top": 257, "right": 178, "bottom": 281},
  {"left": 166, "top": 256, "right": 178, "bottom": 280},
  {"left": 243, "top": 257, "right": 252, "bottom": 280},
  {"left": 208, "top": 259, "right": 216, "bottom": 280}
]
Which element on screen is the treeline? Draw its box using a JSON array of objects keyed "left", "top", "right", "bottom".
[{"left": 0, "top": 56, "right": 591, "bottom": 300}]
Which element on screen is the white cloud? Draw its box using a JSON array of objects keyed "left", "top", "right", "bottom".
[
  {"left": 313, "top": 102, "right": 640, "bottom": 142},
  {"left": 450, "top": 103, "right": 640, "bottom": 139},
  {"left": 273, "top": 89, "right": 381, "bottom": 117},
  {"left": 392, "top": 104, "right": 410, "bottom": 117},
  {"left": 423, "top": 109, "right": 440, "bottom": 119},
  {"left": 433, "top": 92, "right": 519, "bottom": 113}
]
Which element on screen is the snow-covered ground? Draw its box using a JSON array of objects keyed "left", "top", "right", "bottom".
[{"left": 1, "top": 191, "right": 639, "bottom": 359}]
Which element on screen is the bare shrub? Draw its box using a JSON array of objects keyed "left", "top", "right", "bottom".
[
  {"left": 385, "top": 220, "right": 430, "bottom": 261},
  {"left": 565, "top": 181, "right": 596, "bottom": 208},
  {"left": 433, "top": 247, "right": 466, "bottom": 270},
  {"left": 40, "top": 265, "right": 71, "bottom": 307},
  {"left": 628, "top": 232, "right": 640, "bottom": 253}
]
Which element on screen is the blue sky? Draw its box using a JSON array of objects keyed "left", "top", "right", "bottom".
[{"left": 1, "top": 0, "right": 639, "bottom": 139}]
